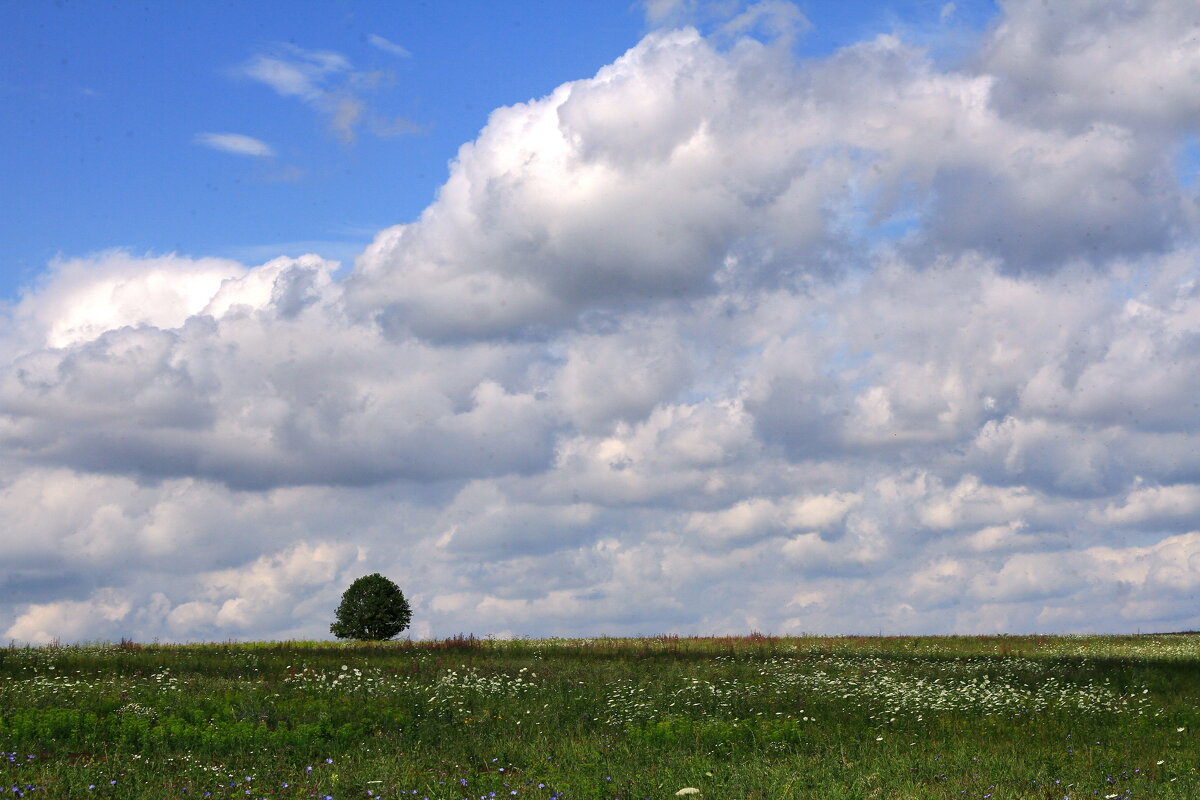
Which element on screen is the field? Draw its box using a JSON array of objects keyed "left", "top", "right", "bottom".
[{"left": 1, "top": 634, "right": 1197, "bottom": 799}]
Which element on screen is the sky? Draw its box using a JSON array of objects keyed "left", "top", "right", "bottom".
[{"left": 1, "top": 0, "right": 1198, "bottom": 644}]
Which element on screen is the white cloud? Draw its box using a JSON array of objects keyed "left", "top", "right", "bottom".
[
  {"left": 1093, "top": 483, "right": 1200, "bottom": 528},
  {"left": 982, "top": 0, "right": 1200, "bottom": 131},
  {"left": 348, "top": 21, "right": 1188, "bottom": 343},
  {"left": 962, "top": 522, "right": 1040, "bottom": 554},
  {"left": 685, "top": 491, "right": 860, "bottom": 546},
  {"left": 5, "top": 588, "right": 132, "bottom": 645},
  {"left": 367, "top": 34, "right": 411, "bottom": 58},
  {"left": 193, "top": 132, "right": 275, "bottom": 157},
  {"left": 13, "top": 250, "right": 249, "bottom": 349},
  {"left": 553, "top": 322, "right": 692, "bottom": 433},
  {"left": 345, "top": 28, "right": 851, "bottom": 338},
  {"left": 198, "top": 541, "right": 361, "bottom": 633},
  {"left": 238, "top": 45, "right": 350, "bottom": 101},
  {"left": 233, "top": 43, "right": 400, "bottom": 144},
  {"left": 717, "top": 1, "right": 811, "bottom": 46},
  {"left": 917, "top": 475, "right": 1036, "bottom": 532}
]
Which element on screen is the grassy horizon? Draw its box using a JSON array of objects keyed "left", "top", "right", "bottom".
[{"left": 2, "top": 633, "right": 1197, "bottom": 799}]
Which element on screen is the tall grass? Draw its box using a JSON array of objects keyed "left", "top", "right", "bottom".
[{"left": 1, "top": 634, "right": 1196, "bottom": 798}]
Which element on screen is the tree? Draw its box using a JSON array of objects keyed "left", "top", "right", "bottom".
[{"left": 330, "top": 573, "right": 412, "bottom": 641}]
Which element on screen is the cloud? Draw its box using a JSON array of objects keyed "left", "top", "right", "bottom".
[
  {"left": 5, "top": 1, "right": 1200, "bottom": 642},
  {"left": 12, "top": 250, "right": 247, "bottom": 349},
  {"left": 192, "top": 541, "right": 362, "bottom": 633},
  {"left": 347, "top": 22, "right": 1190, "bottom": 342},
  {"left": 639, "top": 0, "right": 809, "bottom": 43},
  {"left": 237, "top": 45, "right": 350, "bottom": 101},
  {"left": 367, "top": 34, "right": 411, "bottom": 58},
  {"left": 717, "top": 1, "right": 811, "bottom": 46},
  {"left": 6, "top": 588, "right": 133, "bottom": 645},
  {"left": 685, "top": 490, "right": 860, "bottom": 546},
  {"left": 1092, "top": 482, "right": 1200, "bottom": 528},
  {"left": 0, "top": 251, "right": 563, "bottom": 490},
  {"left": 345, "top": 28, "right": 846, "bottom": 338},
  {"left": 553, "top": 321, "right": 693, "bottom": 433},
  {"left": 193, "top": 132, "right": 275, "bottom": 157},
  {"left": 640, "top": 0, "right": 709, "bottom": 27},
  {"left": 233, "top": 43, "right": 407, "bottom": 144},
  {"left": 981, "top": 0, "right": 1200, "bottom": 132}
]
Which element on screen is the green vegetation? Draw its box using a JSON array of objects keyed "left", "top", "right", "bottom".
[
  {"left": 330, "top": 574, "right": 412, "bottom": 642},
  {"left": 1, "top": 634, "right": 1196, "bottom": 798}
]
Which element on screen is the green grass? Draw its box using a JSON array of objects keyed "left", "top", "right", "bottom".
[{"left": 1, "top": 634, "right": 1197, "bottom": 799}]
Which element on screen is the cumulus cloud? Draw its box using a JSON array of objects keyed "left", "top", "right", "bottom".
[
  {"left": 345, "top": 28, "right": 848, "bottom": 338},
  {"left": 347, "top": 21, "right": 1190, "bottom": 343},
  {"left": 686, "top": 491, "right": 860, "bottom": 546},
  {"left": 12, "top": 250, "right": 249, "bottom": 349},
  {"left": 6, "top": 588, "right": 133, "bottom": 645},
  {"left": 5, "top": 0, "right": 1200, "bottom": 642},
  {"left": 1093, "top": 482, "right": 1200, "bottom": 528},
  {"left": 981, "top": 0, "right": 1200, "bottom": 132},
  {"left": 553, "top": 321, "right": 693, "bottom": 433},
  {"left": 0, "top": 254, "right": 558, "bottom": 489}
]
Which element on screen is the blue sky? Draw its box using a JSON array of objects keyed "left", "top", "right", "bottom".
[
  {"left": 2, "top": 0, "right": 996, "bottom": 299},
  {"left": 4, "top": 0, "right": 1200, "bottom": 644}
]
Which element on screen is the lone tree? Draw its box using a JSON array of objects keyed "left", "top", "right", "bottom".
[{"left": 330, "top": 573, "right": 412, "bottom": 641}]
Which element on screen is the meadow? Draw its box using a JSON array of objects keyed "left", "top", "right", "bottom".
[{"left": 1, "top": 633, "right": 1196, "bottom": 799}]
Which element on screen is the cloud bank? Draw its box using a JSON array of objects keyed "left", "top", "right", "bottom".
[{"left": 4, "top": 0, "right": 1200, "bottom": 643}]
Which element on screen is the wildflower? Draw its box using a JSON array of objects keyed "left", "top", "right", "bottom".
[{"left": 675, "top": 789, "right": 701, "bottom": 796}]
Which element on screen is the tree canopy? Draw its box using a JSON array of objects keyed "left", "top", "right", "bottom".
[{"left": 330, "top": 573, "right": 412, "bottom": 641}]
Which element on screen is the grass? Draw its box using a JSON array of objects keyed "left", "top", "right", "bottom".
[{"left": 1, "top": 633, "right": 1197, "bottom": 799}]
